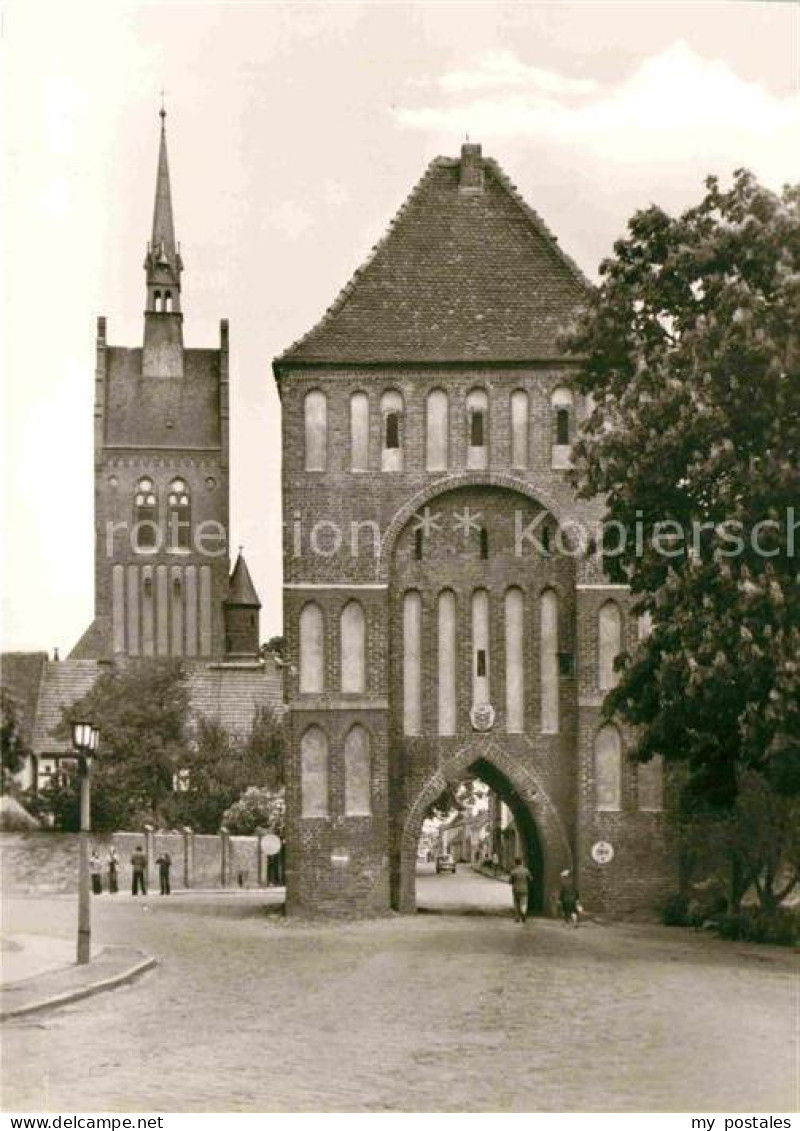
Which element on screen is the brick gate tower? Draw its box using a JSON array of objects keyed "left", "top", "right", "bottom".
[{"left": 275, "top": 144, "right": 676, "bottom": 918}]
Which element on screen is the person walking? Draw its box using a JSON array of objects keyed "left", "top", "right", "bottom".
[
  {"left": 130, "top": 845, "right": 147, "bottom": 896},
  {"left": 89, "top": 849, "right": 103, "bottom": 895},
  {"left": 509, "top": 856, "right": 532, "bottom": 924},
  {"left": 156, "top": 850, "right": 172, "bottom": 895},
  {"left": 559, "top": 869, "right": 581, "bottom": 928},
  {"left": 107, "top": 846, "right": 119, "bottom": 894}
]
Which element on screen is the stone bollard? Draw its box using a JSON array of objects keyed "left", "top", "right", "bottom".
[
  {"left": 255, "top": 827, "right": 265, "bottom": 887},
  {"left": 182, "top": 826, "right": 194, "bottom": 889},
  {"left": 220, "top": 826, "right": 230, "bottom": 888},
  {"left": 143, "top": 823, "right": 155, "bottom": 891}
]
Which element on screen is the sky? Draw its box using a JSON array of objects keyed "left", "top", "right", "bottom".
[{"left": 2, "top": 0, "right": 799, "bottom": 654}]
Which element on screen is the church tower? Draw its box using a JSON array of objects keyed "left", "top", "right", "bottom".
[{"left": 71, "top": 108, "right": 258, "bottom": 661}]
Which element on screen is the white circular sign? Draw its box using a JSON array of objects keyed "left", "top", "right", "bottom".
[
  {"left": 470, "top": 702, "right": 496, "bottom": 732},
  {"left": 591, "top": 840, "right": 614, "bottom": 865},
  {"left": 260, "top": 834, "right": 282, "bottom": 857}
]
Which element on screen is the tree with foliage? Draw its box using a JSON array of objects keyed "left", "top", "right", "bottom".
[
  {"left": 222, "top": 786, "right": 285, "bottom": 836},
  {"left": 241, "top": 705, "right": 284, "bottom": 789},
  {"left": 424, "top": 778, "right": 483, "bottom": 821},
  {"left": 722, "top": 772, "right": 800, "bottom": 915},
  {"left": 263, "top": 635, "right": 286, "bottom": 662},
  {"left": 1, "top": 688, "right": 28, "bottom": 789},
  {"left": 567, "top": 170, "right": 800, "bottom": 811},
  {"left": 52, "top": 660, "right": 191, "bottom": 831},
  {"left": 164, "top": 706, "right": 284, "bottom": 832}
]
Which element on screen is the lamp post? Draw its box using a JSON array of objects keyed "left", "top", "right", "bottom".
[{"left": 72, "top": 720, "right": 99, "bottom": 965}]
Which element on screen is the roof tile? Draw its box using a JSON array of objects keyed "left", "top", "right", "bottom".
[{"left": 277, "top": 150, "right": 590, "bottom": 366}]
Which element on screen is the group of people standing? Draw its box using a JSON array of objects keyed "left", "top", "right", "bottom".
[
  {"left": 87, "top": 846, "right": 172, "bottom": 896},
  {"left": 508, "top": 858, "right": 583, "bottom": 926}
]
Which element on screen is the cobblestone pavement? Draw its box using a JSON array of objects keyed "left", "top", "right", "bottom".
[{"left": 1, "top": 874, "right": 796, "bottom": 1113}]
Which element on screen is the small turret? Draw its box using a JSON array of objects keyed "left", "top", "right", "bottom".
[{"left": 224, "top": 550, "right": 261, "bottom": 657}]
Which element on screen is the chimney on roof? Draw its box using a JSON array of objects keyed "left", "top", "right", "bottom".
[{"left": 460, "top": 142, "right": 484, "bottom": 193}]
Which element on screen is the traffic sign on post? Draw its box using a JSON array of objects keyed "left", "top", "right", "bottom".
[{"left": 260, "top": 833, "right": 282, "bottom": 857}]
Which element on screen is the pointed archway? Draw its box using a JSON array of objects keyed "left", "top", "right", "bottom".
[{"left": 396, "top": 735, "right": 573, "bottom": 915}]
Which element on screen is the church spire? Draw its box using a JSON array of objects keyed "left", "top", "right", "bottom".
[
  {"left": 144, "top": 103, "right": 183, "bottom": 315},
  {"left": 142, "top": 102, "right": 184, "bottom": 376}
]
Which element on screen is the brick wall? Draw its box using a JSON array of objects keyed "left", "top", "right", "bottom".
[{"left": 0, "top": 830, "right": 271, "bottom": 894}]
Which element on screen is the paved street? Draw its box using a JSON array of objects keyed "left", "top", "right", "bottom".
[
  {"left": 416, "top": 860, "right": 512, "bottom": 913},
  {"left": 1, "top": 872, "right": 796, "bottom": 1113}
]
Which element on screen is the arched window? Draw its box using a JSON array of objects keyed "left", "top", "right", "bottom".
[
  {"left": 340, "top": 601, "right": 366, "bottom": 693},
  {"left": 472, "top": 588, "right": 490, "bottom": 706},
  {"left": 403, "top": 590, "right": 422, "bottom": 735},
  {"left": 505, "top": 587, "right": 525, "bottom": 733},
  {"left": 344, "top": 725, "right": 371, "bottom": 815},
  {"left": 551, "top": 386, "right": 574, "bottom": 469},
  {"left": 153, "top": 290, "right": 161, "bottom": 312},
  {"left": 299, "top": 602, "right": 324, "bottom": 693},
  {"left": 164, "top": 291, "right": 173, "bottom": 313},
  {"left": 437, "top": 589, "right": 457, "bottom": 736},
  {"left": 540, "top": 588, "right": 559, "bottom": 733},
  {"left": 466, "top": 389, "right": 488, "bottom": 469},
  {"left": 304, "top": 390, "right": 327, "bottom": 471},
  {"left": 510, "top": 389, "right": 529, "bottom": 469},
  {"left": 598, "top": 601, "right": 623, "bottom": 690},
  {"left": 426, "top": 389, "right": 448, "bottom": 471},
  {"left": 381, "top": 390, "right": 404, "bottom": 471},
  {"left": 301, "top": 726, "right": 329, "bottom": 817},
  {"left": 595, "top": 725, "right": 622, "bottom": 811},
  {"left": 638, "top": 755, "right": 664, "bottom": 811},
  {"left": 167, "top": 478, "right": 191, "bottom": 550},
  {"left": 350, "top": 391, "right": 369, "bottom": 471},
  {"left": 134, "top": 477, "right": 158, "bottom": 551}
]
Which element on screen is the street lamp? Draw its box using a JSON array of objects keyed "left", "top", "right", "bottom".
[{"left": 72, "top": 720, "right": 99, "bottom": 965}]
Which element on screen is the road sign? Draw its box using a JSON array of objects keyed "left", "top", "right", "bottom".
[
  {"left": 260, "top": 833, "right": 282, "bottom": 856},
  {"left": 591, "top": 840, "right": 614, "bottom": 865}
]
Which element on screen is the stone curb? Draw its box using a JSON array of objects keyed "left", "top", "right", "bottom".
[{"left": 0, "top": 949, "right": 157, "bottom": 1022}]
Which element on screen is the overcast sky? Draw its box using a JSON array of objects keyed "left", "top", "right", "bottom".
[{"left": 2, "top": 0, "right": 799, "bottom": 654}]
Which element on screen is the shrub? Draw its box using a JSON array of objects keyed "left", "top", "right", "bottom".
[
  {"left": 662, "top": 893, "right": 690, "bottom": 927},
  {"left": 716, "top": 908, "right": 799, "bottom": 946}
]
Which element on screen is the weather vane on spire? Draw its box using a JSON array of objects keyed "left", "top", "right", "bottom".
[{"left": 159, "top": 89, "right": 166, "bottom": 120}]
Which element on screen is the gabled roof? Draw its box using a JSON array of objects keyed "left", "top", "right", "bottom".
[
  {"left": 0, "top": 652, "right": 48, "bottom": 748},
  {"left": 226, "top": 552, "right": 261, "bottom": 608},
  {"left": 276, "top": 146, "right": 590, "bottom": 367},
  {"left": 31, "top": 661, "right": 101, "bottom": 754}
]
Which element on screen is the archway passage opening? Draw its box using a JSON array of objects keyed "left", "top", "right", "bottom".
[{"left": 413, "top": 758, "right": 545, "bottom": 918}]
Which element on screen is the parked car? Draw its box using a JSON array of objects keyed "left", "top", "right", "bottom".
[{"left": 435, "top": 853, "right": 457, "bottom": 874}]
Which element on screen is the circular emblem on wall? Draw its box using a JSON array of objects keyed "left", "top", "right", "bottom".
[
  {"left": 259, "top": 834, "right": 282, "bottom": 857},
  {"left": 591, "top": 840, "right": 614, "bottom": 865},
  {"left": 470, "top": 702, "right": 496, "bottom": 732}
]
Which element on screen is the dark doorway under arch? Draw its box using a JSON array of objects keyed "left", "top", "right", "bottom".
[
  {"left": 395, "top": 740, "right": 569, "bottom": 916},
  {"left": 469, "top": 757, "right": 544, "bottom": 916}
]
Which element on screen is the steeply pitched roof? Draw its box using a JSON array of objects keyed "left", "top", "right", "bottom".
[
  {"left": 28, "top": 658, "right": 282, "bottom": 755},
  {"left": 151, "top": 111, "right": 177, "bottom": 262},
  {"left": 31, "top": 661, "right": 101, "bottom": 754},
  {"left": 0, "top": 652, "right": 48, "bottom": 748},
  {"left": 276, "top": 146, "right": 590, "bottom": 367},
  {"left": 226, "top": 552, "right": 261, "bottom": 608}
]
